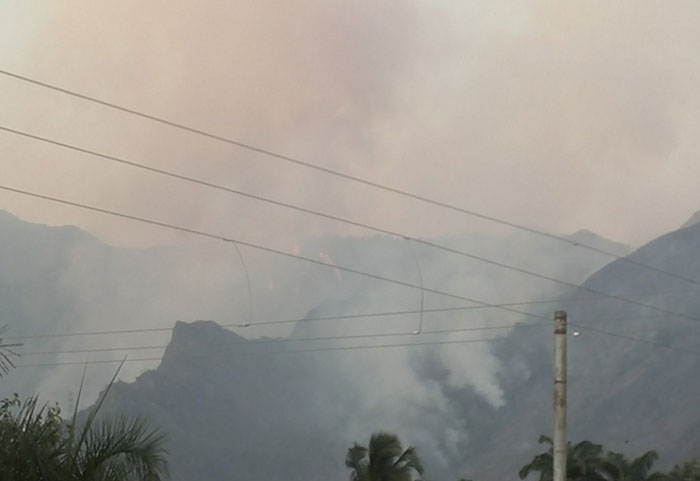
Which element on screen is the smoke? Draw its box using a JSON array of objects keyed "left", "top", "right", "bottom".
[
  {"left": 1, "top": 1, "right": 700, "bottom": 249},
  {"left": 0, "top": 200, "right": 634, "bottom": 481},
  {"left": 1, "top": 1, "right": 699, "bottom": 476}
]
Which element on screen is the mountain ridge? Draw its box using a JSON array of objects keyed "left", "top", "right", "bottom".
[{"left": 5, "top": 208, "right": 699, "bottom": 481}]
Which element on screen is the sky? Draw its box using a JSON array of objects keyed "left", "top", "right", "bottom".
[{"left": 1, "top": 1, "right": 700, "bottom": 250}]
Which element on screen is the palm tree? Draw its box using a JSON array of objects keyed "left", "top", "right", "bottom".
[
  {"left": 659, "top": 460, "right": 700, "bottom": 481},
  {"left": 600, "top": 450, "right": 661, "bottom": 481},
  {"left": 63, "top": 361, "right": 168, "bottom": 481},
  {"left": 519, "top": 435, "right": 606, "bottom": 481},
  {"left": 346, "top": 432, "right": 424, "bottom": 481},
  {"left": 0, "top": 394, "right": 63, "bottom": 480},
  {"left": 0, "top": 361, "right": 168, "bottom": 480}
]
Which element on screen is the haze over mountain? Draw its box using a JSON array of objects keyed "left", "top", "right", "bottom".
[
  {"left": 471, "top": 213, "right": 700, "bottom": 478},
  {"left": 2, "top": 208, "right": 628, "bottom": 403},
  {"left": 0, "top": 208, "right": 641, "bottom": 481},
  {"left": 86, "top": 213, "right": 700, "bottom": 481},
  {"left": 13, "top": 210, "right": 700, "bottom": 479},
  {"left": 4, "top": 3, "right": 700, "bottom": 480},
  {"left": 681, "top": 209, "right": 700, "bottom": 229}
]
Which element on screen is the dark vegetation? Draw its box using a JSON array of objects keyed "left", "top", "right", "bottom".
[
  {"left": 345, "top": 432, "right": 700, "bottom": 481},
  {"left": 0, "top": 356, "right": 168, "bottom": 481}
]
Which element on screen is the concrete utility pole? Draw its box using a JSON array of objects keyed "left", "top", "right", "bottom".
[{"left": 553, "top": 310, "right": 568, "bottom": 481}]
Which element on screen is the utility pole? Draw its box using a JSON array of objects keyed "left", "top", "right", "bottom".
[{"left": 553, "top": 310, "right": 568, "bottom": 481}]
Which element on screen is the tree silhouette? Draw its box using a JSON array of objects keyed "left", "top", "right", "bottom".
[
  {"left": 346, "top": 432, "right": 424, "bottom": 481},
  {"left": 519, "top": 435, "right": 606, "bottom": 481},
  {"left": 0, "top": 361, "right": 168, "bottom": 480}
]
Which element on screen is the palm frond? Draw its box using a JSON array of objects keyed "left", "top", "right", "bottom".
[
  {"left": 69, "top": 356, "right": 127, "bottom": 471},
  {"left": 394, "top": 446, "right": 424, "bottom": 476},
  {"left": 347, "top": 433, "right": 423, "bottom": 481},
  {"left": 346, "top": 444, "right": 369, "bottom": 469},
  {"left": 66, "top": 363, "right": 88, "bottom": 466},
  {"left": 0, "top": 394, "right": 65, "bottom": 479},
  {"left": 0, "top": 325, "right": 18, "bottom": 376},
  {"left": 370, "top": 433, "right": 403, "bottom": 481},
  {"left": 76, "top": 415, "right": 168, "bottom": 481},
  {"left": 519, "top": 452, "right": 553, "bottom": 481}
]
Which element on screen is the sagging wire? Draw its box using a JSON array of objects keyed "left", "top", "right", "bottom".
[
  {"left": 227, "top": 240, "right": 254, "bottom": 328},
  {"left": 404, "top": 237, "right": 425, "bottom": 335}
]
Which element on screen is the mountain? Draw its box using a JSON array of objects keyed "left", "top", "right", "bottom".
[
  {"left": 18, "top": 207, "right": 699, "bottom": 481},
  {"left": 471, "top": 220, "right": 700, "bottom": 479},
  {"left": 95, "top": 321, "right": 350, "bottom": 481},
  {"left": 0, "top": 210, "right": 108, "bottom": 400},
  {"left": 565, "top": 229, "right": 630, "bottom": 256},
  {"left": 0, "top": 209, "right": 305, "bottom": 406},
  {"left": 77, "top": 236, "right": 657, "bottom": 480},
  {"left": 2, "top": 207, "right": 630, "bottom": 409},
  {"left": 91, "top": 221, "right": 700, "bottom": 481},
  {"left": 567, "top": 219, "right": 700, "bottom": 459},
  {"left": 680, "top": 209, "right": 700, "bottom": 229}
]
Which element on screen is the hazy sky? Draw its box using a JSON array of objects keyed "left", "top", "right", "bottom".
[
  {"left": 1, "top": 1, "right": 700, "bottom": 249},
  {"left": 5, "top": 4, "right": 700, "bottom": 466}
]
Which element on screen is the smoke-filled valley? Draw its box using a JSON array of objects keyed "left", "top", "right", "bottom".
[{"left": 5, "top": 209, "right": 700, "bottom": 480}]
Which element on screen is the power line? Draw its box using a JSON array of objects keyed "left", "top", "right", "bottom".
[
  {"left": 572, "top": 323, "right": 700, "bottom": 358},
  {"left": 15, "top": 312, "right": 692, "bottom": 358},
  {"left": 3, "top": 305, "right": 505, "bottom": 340},
  {"left": 5, "top": 288, "right": 694, "bottom": 341},
  {"left": 21, "top": 345, "right": 166, "bottom": 356},
  {"left": 230, "top": 241, "right": 254, "bottom": 327},
  {"left": 0, "top": 126, "right": 627, "bottom": 300},
  {"left": 1, "top": 68, "right": 698, "bottom": 289},
  {"left": 15, "top": 334, "right": 520, "bottom": 368},
  {"left": 404, "top": 238, "right": 425, "bottom": 334},
  {"left": 1, "top": 127, "right": 698, "bottom": 325},
  {"left": 13, "top": 308, "right": 695, "bottom": 359},
  {"left": 17, "top": 322, "right": 547, "bottom": 357},
  {"left": 15, "top": 319, "right": 700, "bottom": 369},
  {"left": 0, "top": 183, "right": 554, "bottom": 324}
]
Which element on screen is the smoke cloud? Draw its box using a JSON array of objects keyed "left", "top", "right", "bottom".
[{"left": 1, "top": 1, "right": 699, "bottom": 249}]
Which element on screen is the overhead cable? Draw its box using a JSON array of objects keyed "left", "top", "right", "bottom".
[
  {"left": 0, "top": 127, "right": 697, "bottom": 324},
  {"left": 0, "top": 183, "right": 553, "bottom": 324},
  {"left": 5, "top": 289, "right": 693, "bottom": 341},
  {"left": 1, "top": 68, "right": 698, "bottom": 288},
  {"left": 15, "top": 321, "right": 700, "bottom": 369},
  {"left": 15, "top": 334, "right": 519, "bottom": 368},
  {"left": 17, "top": 322, "right": 546, "bottom": 357}
]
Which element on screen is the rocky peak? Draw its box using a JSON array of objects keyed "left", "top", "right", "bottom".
[{"left": 680, "top": 210, "right": 700, "bottom": 229}]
